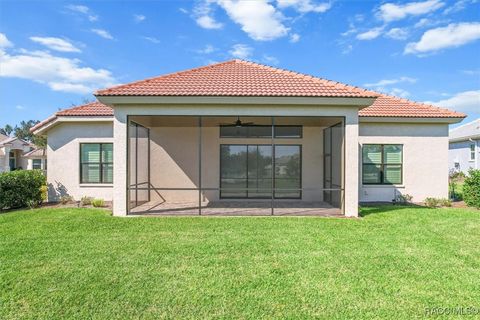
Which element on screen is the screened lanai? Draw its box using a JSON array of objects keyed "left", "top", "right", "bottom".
[{"left": 127, "top": 115, "right": 344, "bottom": 216}]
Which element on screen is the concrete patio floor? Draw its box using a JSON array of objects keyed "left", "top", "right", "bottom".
[{"left": 129, "top": 200, "right": 343, "bottom": 217}]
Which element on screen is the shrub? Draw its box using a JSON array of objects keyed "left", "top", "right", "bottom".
[
  {"left": 80, "top": 196, "right": 93, "bottom": 206},
  {"left": 463, "top": 169, "right": 480, "bottom": 208},
  {"left": 424, "top": 197, "right": 452, "bottom": 208},
  {"left": 424, "top": 197, "right": 440, "bottom": 208},
  {"left": 92, "top": 198, "right": 105, "bottom": 207},
  {"left": 59, "top": 195, "right": 74, "bottom": 204},
  {"left": 440, "top": 198, "right": 452, "bottom": 207},
  {"left": 0, "top": 170, "right": 46, "bottom": 210},
  {"left": 40, "top": 185, "right": 48, "bottom": 202}
]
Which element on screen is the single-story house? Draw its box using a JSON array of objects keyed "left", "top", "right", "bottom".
[
  {"left": 0, "top": 133, "right": 46, "bottom": 172},
  {"left": 449, "top": 118, "right": 480, "bottom": 174},
  {"left": 32, "top": 60, "right": 465, "bottom": 217}
]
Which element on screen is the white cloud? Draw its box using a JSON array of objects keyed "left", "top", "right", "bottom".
[
  {"left": 276, "top": 0, "right": 331, "bottom": 13},
  {"left": 290, "top": 33, "right": 300, "bottom": 43},
  {"left": 443, "top": 0, "right": 476, "bottom": 14},
  {"left": 30, "top": 36, "right": 81, "bottom": 53},
  {"left": 405, "top": 22, "right": 480, "bottom": 54},
  {"left": 194, "top": 1, "right": 223, "bottom": 29},
  {"left": 0, "top": 48, "right": 116, "bottom": 94},
  {"left": 216, "top": 0, "right": 289, "bottom": 41},
  {"left": 356, "top": 27, "right": 384, "bottom": 40},
  {"left": 229, "top": 44, "right": 253, "bottom": 59},
  {"left": 142, "top": 36, "right": 160, "bottom": 44},
  {"left": 262, "top": 54, "right": 279, "bottom": 65},
  {"left": 365, "top": 76, "right": 417, "bottom": 87},
  {"left": 0, "top": 33, "right": 13, "bottom": 48},
  {"left": 341, "top": 44, "right": 353, "bottom": 54},
  {"left": 426, "top": 90, "right": 480, "bottom": 113},
  {"left": 462, "top": 69, "right": 480, "bottom": 76},
  {"left": 196, "top": 15, "right": 223, "bottom": 29},
  {"left": 134, "top": 14, "right": 146, "bottom": 22},
  {"left": 385, "top": 28, "right": 409, "bottom": 40},
  {"left": 197, "top": 44, "right": 216, "bottom": 54},
  {"left": 376, "top": 0, "right": 444, "bottom": 22},
  {"left": 65, "top": 4, "right": 98, "bottom": 21},
  {"left": 91, "top": 29, "right": 114, "bottom": 40},
  {"left": 15, "top": 105, "right": 25, "bottom": 110},
  {"left": 364, "top": 77, "right": 416, "bottom": 97},
  {"left": 389, "top": 88, "right": 411, "bottom": 98},
  {"left": 179, "top": 8, "right": 188, "bottom": 14}
]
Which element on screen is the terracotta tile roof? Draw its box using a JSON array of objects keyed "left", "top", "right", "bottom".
[
  {"left": 56, "top": 101, "right": 113, "bottom": 116},
  {"left": 30, "top": 102, "right": 112, "bottom": 133},
  {"left": 96, "top": 59, "right": 378, "bottom": 98},
  {"left": 43, "top": 95, "right": 463, "bottom": 121},
  {"left": 359, "top": 94, "right": 465, "bottom": 118},
  {"left": 32, "top": 61, "right": 465, "bottom": 133}
]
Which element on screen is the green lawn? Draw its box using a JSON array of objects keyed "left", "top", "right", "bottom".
[{"left": 1, "top": 206, "right": 479, "bottom": 319}]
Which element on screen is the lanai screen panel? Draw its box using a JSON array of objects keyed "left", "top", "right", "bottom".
[{"left": 128, "top": 121, "right": 150, "bottom": 209}]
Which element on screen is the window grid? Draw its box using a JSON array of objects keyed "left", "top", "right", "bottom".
[
  {"left": 80, "top": 143, "right": 113, "bottom": 184},
  {"left": 220, "top": 125, "right": 303, "bottom": 139},
  {"left": 362, "top": 144, "right": 403, "bottom": 185},
  {"left": 470, "top": 144, "right": 476, "bottom": 161}
]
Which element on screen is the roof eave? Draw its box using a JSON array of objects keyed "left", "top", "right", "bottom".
[
  {"left": 359, "top": 116, "right": 465, "bottom": 124},
  {"left": 32, "top": 115, "right": 114, "bottom": 135},
  {"left": 96, "top": 95, "right": 377, "bottom": 107}
]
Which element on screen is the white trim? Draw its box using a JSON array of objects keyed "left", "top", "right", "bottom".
[
  {"left": 79, "top": 184, "right": 113, "bottom": 188},
  {"left": 33, "top": 116, "right": 113, "bottom": 135},
  {"left": 360, "top": 116, "right": 463, "bottom": 124},
  {"left": 449, "top": 135, "right": 480, "bottom": 143},
  {"left": 96, "top": 95, "right": 376, "bottom": 107}
]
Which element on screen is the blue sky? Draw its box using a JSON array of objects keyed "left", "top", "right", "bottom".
[{"left": 0, "top": 0, "right": 479, "bottom": 128}]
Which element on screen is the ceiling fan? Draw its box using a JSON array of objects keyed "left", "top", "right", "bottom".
[{"left": 220, "top": 116, "right": 254, "bottom": 128}]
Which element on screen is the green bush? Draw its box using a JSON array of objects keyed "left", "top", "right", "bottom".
[
  {"left": 424, "top": 197, "right": 440, "bottom": 208},
  {"left": 463, "top": 169, "right": 480, "bottom": 208},
  {"left": 92, "top": 198, "right": 105, "bottom": 207},
  {"left": 440, "top": 198, "right": 452, "bottom": 207},
  {"left": 80, "top": 196, "right": 93, "bottom": 206},
  {"left": 0, "top": 170, "right": 46, "bottom": 210},
  {"left": 60, "top": 195, "right": 74, "bottom": 204}
]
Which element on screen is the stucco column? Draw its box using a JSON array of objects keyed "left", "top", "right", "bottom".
[
  {"left": 113, "top": 111, "right": 128, "bottom": 216},
  {"left": 4, "top": 146, "right": 10, "bottom": 172},
  {"left": 344, "top": 113, "right": 359, "bottom": 217}
]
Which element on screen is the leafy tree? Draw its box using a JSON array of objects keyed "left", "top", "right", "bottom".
[{"left": 0, "top": 124, "right": 13, "bottom": 136}]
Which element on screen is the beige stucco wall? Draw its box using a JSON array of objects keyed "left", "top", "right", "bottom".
[
  {"left": 46, "top": 122, "right": 114, "bottom": 202},
  {"left": 146, "top": 124, "right": 325, "bottom": 205},
  {"left": 359, "top": 122, "right": 449, "bottom": 202}
]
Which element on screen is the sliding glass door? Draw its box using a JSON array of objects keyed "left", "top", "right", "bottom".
[{"left": 220, "top": 144, "right": 301, "bottom": 199}]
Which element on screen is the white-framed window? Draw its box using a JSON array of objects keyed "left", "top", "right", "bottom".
[
  {"left": 32, "top": 159, "right": 42, "bottom": 169},
  {"left": 470, "top": 144, "right": 476, "bottom": 161}
]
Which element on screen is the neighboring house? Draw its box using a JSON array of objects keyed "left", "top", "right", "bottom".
[
  {"left": 32, "top": 60, "right": 465, "bottom": 217},
  {"left": 0, "top": 133, "right": 47, "bottom": 173},
  {"left": 449, "top": 119, "right": 480, "bottom": 174}
]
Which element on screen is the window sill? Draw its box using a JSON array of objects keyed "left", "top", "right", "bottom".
[
  {"left": 79, "top": 183, "right": 113, "bottom": 188},
  {"left": 362, "top": 184, "right": 405, "bottom": 188}
]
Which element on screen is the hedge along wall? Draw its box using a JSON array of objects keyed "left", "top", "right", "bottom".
[
  {"left": 0, "top": 170, "right": 47, "bottom": 210},
  {"left": 463, "top": 169, "right": 480, "bottom": 209}
]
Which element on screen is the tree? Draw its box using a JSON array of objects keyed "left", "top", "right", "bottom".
[{"left": 0, "top": 124, "right": 13, "bottom": 136}]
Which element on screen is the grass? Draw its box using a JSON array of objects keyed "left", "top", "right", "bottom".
[{"left": 1, "top": 206, "right": 479, "bottom": 319}]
